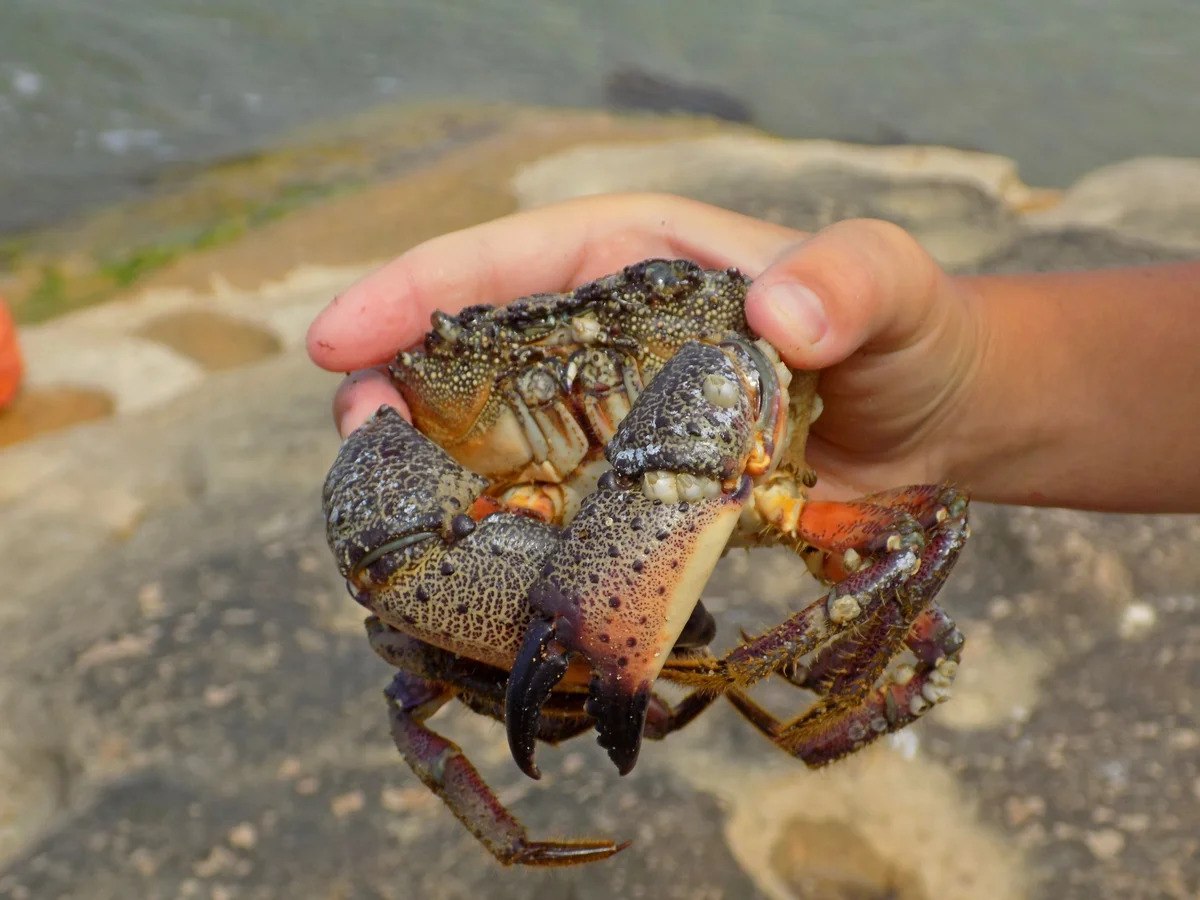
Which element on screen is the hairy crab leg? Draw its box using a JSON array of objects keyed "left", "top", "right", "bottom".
[
  {"left": 663, "top": 486, "right": 969, "bottom": 695},
  {"left": 722, "top": 517, "right": 969, "bottom": 764},
  {"left": 506, "top": 339, "right": 784, "bottom": 778},
  {"left": 662, "top": 540, "right": 924, "bottom": 692},
  {"left": 386, "top": 671, "right": 627, "bottom": 867},
  {"left": 725, "top": 600, "right": 965, "bottom": 765}
]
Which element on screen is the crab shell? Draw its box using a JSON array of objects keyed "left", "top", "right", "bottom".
[{"left": 390, "top": 259, "right": 814, "bottom": 514}]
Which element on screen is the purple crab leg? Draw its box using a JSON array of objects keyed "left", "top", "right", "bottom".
[
  {"left": 725, "top": 517, "right": 969, "bottom": 765},
  {"left": 386, "top": 671, "right": 627, "bottom": 866}
]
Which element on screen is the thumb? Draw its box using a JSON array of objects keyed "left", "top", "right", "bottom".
[{"left": 745, "top": 218, "right": 943, "bottom": 370}]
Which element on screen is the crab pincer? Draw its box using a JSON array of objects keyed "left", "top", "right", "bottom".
[{"left": 506, "top": 339, "right": 785, "bottom": 777}]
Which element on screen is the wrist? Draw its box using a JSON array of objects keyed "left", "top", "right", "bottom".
[{"left": 936, "top": 275, "right": 1066, "bottom": 505}]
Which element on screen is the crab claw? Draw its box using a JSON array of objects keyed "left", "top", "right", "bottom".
[
  {"left": 507, "top": 339, "right": 779, "bottom": 776},
  {"left": 506, "top": 617, "right": 571, "bottom": 780},
  {"left": 585, "top": 673, "right": 653, "bottom": 776},
  {"left": 524, "top": 477, "right": 751, "bottom": 775}
]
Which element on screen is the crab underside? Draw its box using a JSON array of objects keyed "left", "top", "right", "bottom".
[{"left": 322, "top": 259, "right": 969, "bottom": 866}]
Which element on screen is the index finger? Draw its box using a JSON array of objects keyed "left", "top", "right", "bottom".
[{"left": 306, "top": 193, "right": 800, "bottom": 372}]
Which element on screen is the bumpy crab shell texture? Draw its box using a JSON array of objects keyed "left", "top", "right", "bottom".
[{"left": 320, "top": 257, "right": 970, "bottom": 867}]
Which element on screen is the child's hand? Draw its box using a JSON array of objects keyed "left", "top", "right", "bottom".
[{"left": 307, "top": 193, "right": 982, "bottom": 501}]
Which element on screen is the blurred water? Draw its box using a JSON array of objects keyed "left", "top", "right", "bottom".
[{"left": 1, "top": 0, "right": 1198, "bottom": 234}]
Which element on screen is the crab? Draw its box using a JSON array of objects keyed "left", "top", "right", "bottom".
[{"left": 322, "top": 259, "right": 969, "bottom": 866}]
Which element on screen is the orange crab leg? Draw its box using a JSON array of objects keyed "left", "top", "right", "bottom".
[{"left": 793, "top": 484, "right": 968, "bottom": 581}]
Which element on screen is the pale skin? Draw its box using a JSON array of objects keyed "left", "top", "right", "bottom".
[{"left": 306, "top": 193, "right": 1200, "bottom": 514}]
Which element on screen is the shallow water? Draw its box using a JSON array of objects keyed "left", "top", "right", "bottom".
[{"left": 2, "top": 0, "right": 1199, "bottom": 234}]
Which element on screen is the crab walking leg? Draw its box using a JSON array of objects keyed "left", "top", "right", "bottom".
[
  {"left": 643, "top": 684, "right": 720, "bottom": 739},
  {"left": 725, "top": 519, "right": 970, "bottom": 765},
  {"left": 790, "top": 588, "right": 910, "bottom": 697},
  {"left": 663, "top": 541, "right": 924, "bottom": 692},
  {"left": 507, "top": 339, "right": 785, "bottom": 778},
  {"left": 785, "top": 508, "right": 967, "bottom": 697},
  {"left": 802, "top": 484, "right": 969, "bottom": 583},
  {"left": 665, "top": 485, "right": 969, "bottom": 693},
  {"left": 725, "top": 603, "right": 965, "bottom": 765},
  {"left": 385, "top": 671, "right": 627, "bottom": 867},
  {"left": 366, "top": 617, "right": 598, "bottom": 739}
]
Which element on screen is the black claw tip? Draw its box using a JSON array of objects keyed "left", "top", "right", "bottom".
[
  {"left": 505, "top": 617, "right": 570, "bottom": 780},
  {"left": 587, "top": 679, "right": 651, "bottom": 776}
]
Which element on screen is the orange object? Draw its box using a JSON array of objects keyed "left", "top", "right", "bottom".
[{"left": 0, "top": 297, "right": 23, "bottom": 409}]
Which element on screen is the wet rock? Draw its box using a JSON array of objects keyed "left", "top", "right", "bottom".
[{"left": 605, "top": 68, "right": 754, "bottom": 124}]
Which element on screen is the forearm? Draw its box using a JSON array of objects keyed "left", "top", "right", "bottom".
[{"left": 948, "top": 263, "right": 1200, "bottom": 512}]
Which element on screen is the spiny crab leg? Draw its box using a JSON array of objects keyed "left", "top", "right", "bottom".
[
  {"left": 726, "top": 597, "right": 966, "bottom": 766},
  {"left": 662, "top": 486, "right": 968, "bottom": 695},
  {"left": 506, "top": 339, "right": 784, "bottom": 778},
  {"left": 673, "top": 512, "right": 969, "bottom": 765},
  {"left": 386, "top": 671, "right": 626, "bottom": 866}
]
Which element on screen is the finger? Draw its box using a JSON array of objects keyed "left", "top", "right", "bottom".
[
  {"left": 307, "top": 193, "right": 798, "bottom": 372},
  {"left": 744, "top": 218, "right": 946, "bottom": 370},
  {"left": 332, "top": 368, "right": 409, "bottom": 438}
]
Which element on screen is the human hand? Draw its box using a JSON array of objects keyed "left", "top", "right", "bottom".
[{"left": 307, "top": 193, "right": 983, "bottom": 500}]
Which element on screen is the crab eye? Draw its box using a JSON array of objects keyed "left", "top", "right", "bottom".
[{"left": 641, "top": 259, "right": 680, "bottom": 292}]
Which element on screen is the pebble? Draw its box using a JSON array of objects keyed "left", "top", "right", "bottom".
[{"left": 1084, "top": 828, "right": 1126, "bottom": 860}]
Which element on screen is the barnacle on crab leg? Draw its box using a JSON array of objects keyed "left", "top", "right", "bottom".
[
  {"left": 663, "top": 484, "right": 969, "bottom": 694},
  {"left": 506, "top": 339, "right": 783, "bottom": 778}
]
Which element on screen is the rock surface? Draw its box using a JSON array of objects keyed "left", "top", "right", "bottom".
[{"left": 1, "top": 110, "right": 1198, "bottom": 900}]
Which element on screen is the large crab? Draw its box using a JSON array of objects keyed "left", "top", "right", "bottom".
[{"left": 322, "top": 259, "right": 969, "bottom": 866}]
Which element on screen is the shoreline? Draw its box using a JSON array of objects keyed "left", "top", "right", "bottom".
[
  {"left": 0, "top": 103, "right": 737, "bottom": 325},
  {"left": 5, "top": 100, "right": 1200, "bottom": 328}
]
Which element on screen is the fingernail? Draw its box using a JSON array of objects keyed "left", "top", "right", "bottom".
[{"left": 764, "top": 283, "right": 828, "bottom": 345}]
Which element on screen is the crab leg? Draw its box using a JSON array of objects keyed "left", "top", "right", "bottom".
[
  {"left": 663, "top": 538, "right": 924, "bottom": 692},
  {"left": 665, "top": 486, "right": 969, "bottom": 694},
  {"left": 725, "top": 601, "right": 965, "bottom": 766},
  {"left": 385, "top": 671, "right": 626, "bottom": 867},
  {"left": 506, "top": 339, "right": 784, "bottom": 778},
  {"left": 643, "top": 684, "right": 719, "bottom": 739},
  {"left": 724, "top": 517, "right": 969, "bottom": 765}
]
